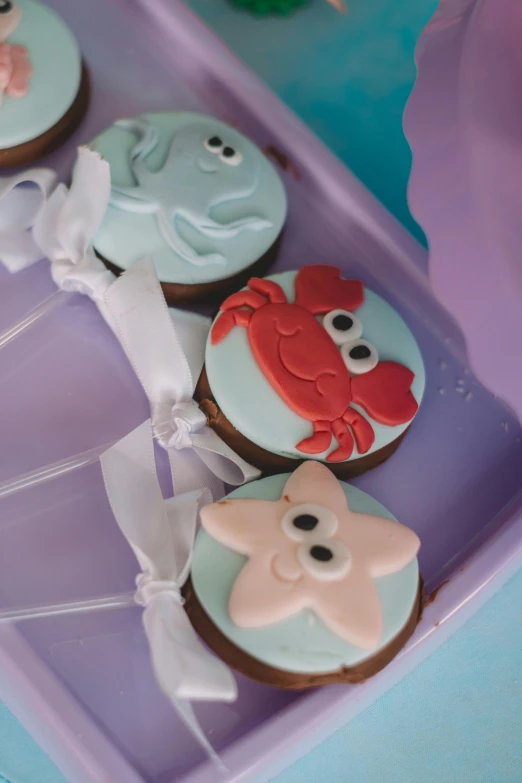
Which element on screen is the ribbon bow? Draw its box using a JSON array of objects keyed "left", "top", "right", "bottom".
[
  {"left": 103, "top": 256, "right": 260, "bottom": 500},
  {"left": 0, "top": 167, "right": 56, "bottom": 272},
  {"left": 32, "top": 147, "right": 115, "bottom": 306},
  {"left": 100, "top": 420, "right": 237, "bottom": 765}
]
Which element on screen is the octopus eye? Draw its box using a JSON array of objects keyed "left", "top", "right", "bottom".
[
  {"left": 323, "top": 309, "right": 363, "bottom": 345},
  {"left": 281, "top": 503, "right": 338, "bottom": 542},
  {"left": 297, "top": 539, "right": 351, "bottom": 581},
  {"left": 220, "top": 146, "right": 243, "bottom": 166},
  {"left": 0, "top": 0, "right": 13, "bottom": 12},
  {"left": 341, "top": 339, "right": 379, "bottom": 375},
  {"left": 204, "top": 136, "right": 224, "bottom": 153}
]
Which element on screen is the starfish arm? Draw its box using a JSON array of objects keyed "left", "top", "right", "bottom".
[
  {"left": 109, "top": 186, "right": 159, "bottom": 214},
  {"left": 282, "top": 461, "right": 349, "bottom": 519},
  {"left": 314, "top": 569, "right": 383, "bottom": 650},
  {"left": 200, "top": 499, "right": 279, "bottom": 555},
  {"left": 229, "top": 555, "right": 305, "bottom": 628},
  {"left": 339, "top": 512, "right": 420, "bottom": 578}
]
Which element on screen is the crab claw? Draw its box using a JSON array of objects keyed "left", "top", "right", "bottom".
[
  {"left": 351, "top": 361, "right": 419, "bottom": 426},
  {"left": 294, "top": 265, "right": 364, "bottom": 315}
]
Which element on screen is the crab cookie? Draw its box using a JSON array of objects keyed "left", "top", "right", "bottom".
[
  {"left": 186, "top": 462, "right": 422, "bottom": 688},
  {"left": 91, "top": 112, "right": 287, "bottom": 305},
  {"left": 0, "top": 0, "right": 88, "bottom": 167},
  {"left": 196, "top": 265, "right": 425, "bottom": 478}
]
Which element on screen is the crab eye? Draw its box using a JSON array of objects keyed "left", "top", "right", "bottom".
[
  {"left": 322, "top": 310, "right": 363, "bottom": 346},
  {"left": 281, "top": 503, "right": 338, "bottom": 542},
  {"left": 204, "top": 136, "right": 223, "bottom": 153},
  {"left": 0, "top": 0, "right": 13, "bottom": 12},
  {"left": 220, "top": 146, "right": 242, "bottom": 166},
  {"left": 341, "top": 339, "right": 379, "bottom": 375},
  {"left": 297, "top": 539, "right": 351, "bottom": 581}
]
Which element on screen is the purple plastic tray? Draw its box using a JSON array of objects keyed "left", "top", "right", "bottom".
[{"left": 1, "top": 2, "right": 522, "bottom": 783}]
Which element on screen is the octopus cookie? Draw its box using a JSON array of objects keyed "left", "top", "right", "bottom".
[
  {"left": 91, "top": 112, "right": 287, "bottom": 305},
  {"left": 0, "top": 0, "right": 88, "bottom": 167},
  {"left": 187, "top": 462, "right": 422, "bottom": 688},
  {"left": 196, "top": 265, "right": 425, "bottom": 478}
]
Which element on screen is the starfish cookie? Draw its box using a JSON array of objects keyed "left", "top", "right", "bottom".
[{"left": 200, "top": 462, "right": 420, "bottom": 650}]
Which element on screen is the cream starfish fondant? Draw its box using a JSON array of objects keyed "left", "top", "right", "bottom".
[{"left": 200, "top": 462, "right": 420, "bottom": 651}]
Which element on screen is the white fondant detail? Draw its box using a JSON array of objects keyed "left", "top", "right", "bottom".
[
  {"left": 281, "top": 503, "right": 338, "bottom": 542},
  {"left": 297, "top": 538, "right": 352, "bottom": 581},
  {"left": 322, "top": 309, "right": 363, "bottom": 345},
  {"left": 341, "top": 338, "right": 379, "bottom": 375}
]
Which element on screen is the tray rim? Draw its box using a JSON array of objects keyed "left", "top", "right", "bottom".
[{"left": 1, "top": 2, "right": 521, "bottom": 783}]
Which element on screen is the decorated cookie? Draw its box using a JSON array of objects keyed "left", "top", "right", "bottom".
[
  {"left": 195, "top": 266, "right": 425, "bottom": 477},
  {"left": 91, "top": 112, "right": 287, "bottom": 305},
  {"left": 0, "top": 0, "right": 88, "bottom": 167},
  {"left": 187, "top": 462, "right": 422, "bottom": 687}
]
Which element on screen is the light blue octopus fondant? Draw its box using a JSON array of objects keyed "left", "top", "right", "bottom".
[{"left": 92, "top": 113, "right": 287, "bottom": 285}]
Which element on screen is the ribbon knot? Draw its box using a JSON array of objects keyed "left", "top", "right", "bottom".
[
  {"left": 135, "top": 573, "right": 184, "bottom": 607},
  {"left": 155, "top": 400, "right": 207, "bottom": 451}
]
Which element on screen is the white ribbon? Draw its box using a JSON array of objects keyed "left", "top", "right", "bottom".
[
  {"left": 103, "top": 256, "right": 260, "bottom": 500},
  {"left": 32, "top": 146, "right": 115, "bottom": 309},
  {"left": 100, "top": 420, "right": 236, "bottom": 766},
  {"left": 0, "top": 168, "right": 56, "bottom": 272}
]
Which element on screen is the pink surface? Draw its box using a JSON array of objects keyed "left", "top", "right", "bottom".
[{"left": 405, "top": 0, "right": 522, "bottom": 423}]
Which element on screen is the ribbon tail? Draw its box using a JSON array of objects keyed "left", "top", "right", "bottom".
[
  {"left": 56, "top": 147, "right": 111, "bottom": 262},
  {"left": 143, "top": 594, "right": 236, "bottom": 769},
  {"left": 175, "top": 699, "right": 228, "bottom": 773},
  {"left": 168, "top": 448, "right": 225, "bottom": 501},
  {"left": 143, "top": 595, "right": 236, "bottom": 702},
  {"left": 0, "top": 168, "right": 57, "bottom": 271},
  {"left": 192, "top": 427, "right": 261, "bottom": 487}
]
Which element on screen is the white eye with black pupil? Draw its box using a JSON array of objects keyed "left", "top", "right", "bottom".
[
  {"left": 204, "top": 136, "right": 224, "bottom": 153},
  {"left": 0, "top": 0, "right": 13, "bottom": 12},
  {"left": 323, "top": 309, "right": 363, "bottom": 345},
  {"left": 341, "top": 339, "right": 379, "bottom": 375},
  {"left": 281, "top": 503, "right": 338, "bottom": 542},
  {"left": 220, "top": 146, "right": 242, "bottom": 166},
  {"left": 297, "top": 539, "right": 351, "bottom": 581}
]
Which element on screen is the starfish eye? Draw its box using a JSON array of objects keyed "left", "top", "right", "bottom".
[
  {"left": 298, "top": 539, "right": 352, "bottom": 581},
  {"left": 281, "top": 503, "right": 338, "bottom": 542},
  {"left": 341, "top": 339, "right": 379, "bottom": 375},
  {"left": 322, "top": 309, "right": 363, "bottom": 346},
  {"left": 0, "top": 1, "right": 13, "bottom": 13}
]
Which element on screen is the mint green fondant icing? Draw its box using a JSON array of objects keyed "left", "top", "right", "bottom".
[
  {"left": 192, "top": 474, "right": 419, "bottom": 674},
  {"left": 92, "top": 112, "right": 287, "bottom": 285},
  {"left": 0, "top": 0, "right": 81, "bottom": 150},
  {"left": 205, "top": 270, "right": 425, "bottom": 463}
]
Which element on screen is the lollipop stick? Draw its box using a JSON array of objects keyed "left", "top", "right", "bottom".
[
  {"left": 0, "top": 289, "right": 73, "bottom": 352},
  {"left": 0, "top": 438, "right": 119, "bottom": 501},
  {"left": 0, "top": 592, "right": 136, "bottom": 624}
]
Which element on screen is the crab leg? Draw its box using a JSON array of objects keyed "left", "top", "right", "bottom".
[
  {"left": 211, "top": 309, "right": 253, "bottom": 344},
  {"left": 342, "top": 407, "right": 375, "bottom": 454},
  {"left": 327, "top": 419, "right": 355, "bottom": 462},
  {"left": 296, "top": 420, "right": 332, "bottom": 455},
  {"left": 248, "top": 277, "right": 287, "bottom": 304}
]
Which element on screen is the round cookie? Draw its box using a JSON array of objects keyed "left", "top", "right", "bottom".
[
  {"left": 196, "top": 265, "right": 425, "bottom": 478},
  {"left": 0, "top": 0, "right": 88, "bottom": 168},
  {"left": 187, "top": 462, "right": 422, "bottom": 688},
  {"left": 91, "top": 112, "right": 287, "bottom": 305}
]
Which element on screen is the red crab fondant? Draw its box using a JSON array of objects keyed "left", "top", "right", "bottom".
[{"left": 211, "top": 266, "right": 419, "bottom": 462}]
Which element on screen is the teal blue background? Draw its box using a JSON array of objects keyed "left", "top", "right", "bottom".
[{"left": 3, "top": 1, "right": 522, "bottom": 782}]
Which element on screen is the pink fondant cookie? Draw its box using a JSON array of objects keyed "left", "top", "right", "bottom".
[{"left": 187, "top": 462, "right": 422, "bottom": 688}]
